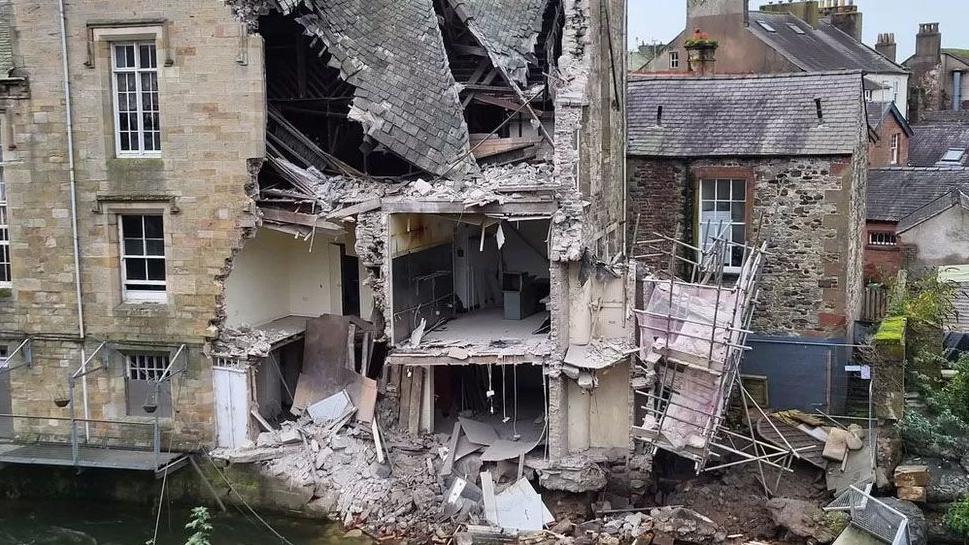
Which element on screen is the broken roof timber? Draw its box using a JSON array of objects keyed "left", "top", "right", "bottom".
[
  {"left": 260, "top": 206, "right": 345, "bottom": 235},
  {"left": 382, "top": 197, "right": 556, "bottom": 215}
]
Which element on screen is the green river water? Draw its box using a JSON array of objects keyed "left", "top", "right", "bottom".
[{"left": 0, "top": 500, "right": 359, "bottom": 545}]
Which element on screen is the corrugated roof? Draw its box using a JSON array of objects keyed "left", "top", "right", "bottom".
[
  {"left": 867, "top": 167, "right": 969, "bottom": 221},
  {"left": 909, "top": 122, "right": 969, "bottom": 166},
  {"left": 284, "top": 0, "right": 475, "bottom": 178},
  {"left": 448, "top": 0, "right": 549, "bottom": 87},
  {"left": 627, "top": 71, "right": 864, "bottom": 157},
  {"left": 747, "top": 12, "right": 907, "bottom": 75}
]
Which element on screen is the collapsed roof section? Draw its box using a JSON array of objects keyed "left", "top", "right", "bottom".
[
  {"left": 278, "top": 0, "right": 475, "bottom": 178},
  {"left": 447, "top": 0, "right": 551, "bottom": 87}
]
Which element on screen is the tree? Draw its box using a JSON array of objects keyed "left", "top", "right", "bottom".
[{"left": 184, "top": 507, "right": 214, "bottom": 545}]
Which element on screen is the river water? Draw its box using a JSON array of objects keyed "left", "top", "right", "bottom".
[{"left": 0, "top": 500, "right": 360, "bottom": 545}]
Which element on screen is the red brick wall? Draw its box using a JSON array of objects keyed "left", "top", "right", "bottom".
[
  {"left": 863, "top": 221, "right": 902, "bottom": 282},
  {"left": 868, "top": 115, "right": 909, "bottom": 167}
]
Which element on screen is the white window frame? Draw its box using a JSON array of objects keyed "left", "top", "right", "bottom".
[
  {"left": 864, "top": 89, "right": 873, "bottom": 101},
  {"left": 868, "top": 231, "right": 897, "bottom": 247},
  {"left": 890, "top": 133, "right": 900, "bottom": 165},
  {"left": 669, "top": 50, "right": 679, "bottom": 69},
  {"left": 0, "top": 120, "right": 9, "bottom": 290},
  {"left": 119, "top": 214, "right": 167, "bottom": 303},
  {"left": 111, "top": 41, "right": 161, "bottom": 158},
  {"left": 698, "top": 179, "right": 747, "bottom": 274}
]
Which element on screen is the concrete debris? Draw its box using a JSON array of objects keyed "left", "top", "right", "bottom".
[
  {"left": 213, "top": 325, "right": 273, "bottom": 360},
  {"left": 765, "top": 498, "right": 847, "bottom": 544}
]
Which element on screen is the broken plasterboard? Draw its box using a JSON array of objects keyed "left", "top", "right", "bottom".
[
  {"left": 307, "top": 389, "right": 354, "bottom": 425},
  {"left": 458, "top": 417, "right": 499, "bottom": 446},
  {"left": 493, "top": 478, "right": 554, "bottom": 532},
  {"left": 480, "top": 435, "right": 544, "bottom": 462}
]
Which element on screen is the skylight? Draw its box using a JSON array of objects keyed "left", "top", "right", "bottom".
[
  {"left": 757, "top": 20, "right": 777, "bottom": 32},
  {"left": 940, "top": 148, "right": 966, "bottom": 163},
  {"left": 787, "top": 23, "right": 805, "bottom": 34}
]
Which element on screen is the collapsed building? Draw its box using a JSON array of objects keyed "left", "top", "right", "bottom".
[{"left": 211, "top": 0, "right": 633, "bottom": 491}]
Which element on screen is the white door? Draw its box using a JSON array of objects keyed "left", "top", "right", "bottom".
[{"left": 213, "top": 364, "right": 249, "bottom": 449}]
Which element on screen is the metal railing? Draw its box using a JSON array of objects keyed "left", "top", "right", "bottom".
[
  {"left": 0, "top": 413, "right": 161, "bottom": 464},
  {"left": 825, "top": 485, "right": 911, "bottom": 545}
]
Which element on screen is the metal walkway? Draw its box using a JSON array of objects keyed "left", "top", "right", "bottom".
[{"left": 0, "top": 441, "right": 188, "bottom": 475}]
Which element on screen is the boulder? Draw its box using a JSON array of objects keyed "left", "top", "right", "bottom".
[
  {"left": 765, "top": 498, "right": 847, "bottom": 544},
  {"left": 897, "top": 486, "right": 926, "bottom": 502},
  {"left": 649, "top": 506, "right": 726, "bottom": 544},
  {"left": 922, "top": 458, "right": 969, "bottom": 503},
  {"left": 895, "top": 465, "right": 930, "bottom": 488}
]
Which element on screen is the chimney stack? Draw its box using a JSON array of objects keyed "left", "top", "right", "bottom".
[
  {"left": 685, "top": 29, "right": 718, "bottom": 76},
  {"left": 819, "top": 0, "right": 863, "bottom": 41},
  {"left": 916, "top": 22, "right": 942, "bottom": 62},
  {"left": 759, "top": 1, "right": 819, "bottom": 28},
  {"left": 876, "top": 33, "right": 897, "bottom": 63}
]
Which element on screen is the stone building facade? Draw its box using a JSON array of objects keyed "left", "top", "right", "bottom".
[
  {"left": 627, "top": 71, "right": 869, "bottom": 339},
  {"left": 0, "top": 0, "right": 264, "bottom": 449},
  {"left": 904, "top": 23, "right": 969, "bottom": 122}
]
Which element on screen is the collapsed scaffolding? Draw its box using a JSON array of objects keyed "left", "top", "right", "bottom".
[{"left": 630, "top": 224, "right": 810, "bottom": 495}]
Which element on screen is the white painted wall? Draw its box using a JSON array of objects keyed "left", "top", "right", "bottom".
[
  {"left": 224, "top": 228, "right": 345, "bottom": 327},
  {"left": 902, "top": 205, "right": 969, "bottom": 269},
  {"left": 870, "top": 73, "right": 910, "bottom": 118}
]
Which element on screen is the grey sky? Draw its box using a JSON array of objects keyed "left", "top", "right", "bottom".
[{"left": 628, "top": 0, "right": 968, "bottom": 62}]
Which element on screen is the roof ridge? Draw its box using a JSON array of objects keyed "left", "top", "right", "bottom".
[{"left": 628, "top": 69, "right": 863, "bottom": 82}]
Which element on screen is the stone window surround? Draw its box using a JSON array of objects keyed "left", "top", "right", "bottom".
[
  {"left": 98, "top": 200, "right": 174, "bottom": 307},
  {"left": 690, "top": 166, "right": 754, "bottom": 274},
  {"left": 109, "top": 340, "right": 187, "bottom": 425},
  {"left": 87, "top": 22, "right": 171, "bottom": 161}
]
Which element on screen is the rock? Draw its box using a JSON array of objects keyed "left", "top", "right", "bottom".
[
  {"left": 331, "top": 436, "right": 350, "bottom": 450},
  {"left": 344, "top": 529, "right": 363, "bottom": 538},
  {"left": 278, "top": 428, "right": 301, "bottom": 444},
  {"left": 897, "top": 486, "right": 927, "bottom": 502},
  {"left": 765, "top": 498, "right": 846, "bottom": 544},
  {"left": 256, "top": 432, "right": 277, "bottom": 447},
  {"left": 315, "top": 447, "right": 333, "bottom": 469},
  {"left": 374, "top": 463, "right": 392, "bottom": 478},
  {"left": 551, "top": 519, "right": 575, "bottom": 535},
  {"left": 650, "top": 506, "right": 726, "bottom": 544},
  {"left": 823, "top": 428, "right": 849, "bottom": 461},
  {"left": 538, "top": 463, "right": 608, "bottom": 493},
  {"left": 877, "top": 498, "right": 927, "bottom": 545},
  {"left": 895, "top": 465, "right": 930, "bottom": 487},
  {"left": 922, "top": 457, "right": 969, "bottom": 503}
]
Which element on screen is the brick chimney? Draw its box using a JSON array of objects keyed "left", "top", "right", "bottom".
[
  {"left": 915, "top": 22, "right": 942, "bottom": 62},
  {"left": 876, "top": 33, "right": 897, "bottom": 63},
  {"left": 685, "top": 29, "right": 718, "bottom": 76},
  {"left": 819, "top": 0, "right": 863, "bottom": 41}
]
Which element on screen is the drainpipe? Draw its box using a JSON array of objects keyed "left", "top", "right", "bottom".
[
  {"left": 57, "top": 0, "right": 90, "bottom": 434},
  {"left": 953, "top": 71, "right": 963, "bottom": 111}
]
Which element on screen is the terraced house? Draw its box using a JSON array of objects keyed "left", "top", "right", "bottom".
[{"left": 0, "top": 0, "right": 633, "bottom": 483}]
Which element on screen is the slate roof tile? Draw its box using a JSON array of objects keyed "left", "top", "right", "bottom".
[
  {"left": 448, "top": 0, "right": 549, "bottom": 86},
  {"left": 290, "top": 0, "right": 475, "bottom": 178},
  {"left": 747, "top": 12, "right": 907, "bottom": 75},
  {"left": 627, "top": 71, "right": 865, "bottom": 157},
  {"left": 867, "top": 167, "right": 969, "bottom": 221},
  {"left": 909, "top": 122, "right": 969, "bottom": 167}
]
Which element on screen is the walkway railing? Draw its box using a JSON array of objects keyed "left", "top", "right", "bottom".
[{"left": 825, "top": 485, "right": 911, "bottom": 545}]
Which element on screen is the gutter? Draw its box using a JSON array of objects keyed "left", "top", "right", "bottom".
[{"left": 57, "top": 0, "right": 90, "bottom": 433}]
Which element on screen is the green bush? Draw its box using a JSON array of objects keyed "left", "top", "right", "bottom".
[
  {"left": 184, "top": 507, "right": 213, "bottom": 545},
  {"left": 944, "top": 496, "right": 969, "bottom": 538}
]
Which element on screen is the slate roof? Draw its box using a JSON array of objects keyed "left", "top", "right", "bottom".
[
  {"left": 867, "top": 167, "right": 969, "bottom": 222},
  {"left": 627, "top": 71, "right": 865, "bottom": 157},
  {"left": 909, "top": 122, "right": 969, "bottom": 166},
  {"left": 867, "top": 101, "right": 913, "bottom": 137},
  {"left": 747, "top": 12, "right": 907, "bottom": 74},
  {"left": 282, "top": 0, "right": 475, "bottom": 178},
  {"left": 448, "top": 0, "right": 549, "bottom": 87}
]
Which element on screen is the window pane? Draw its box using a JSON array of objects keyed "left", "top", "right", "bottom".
[
  {"left": 146, "top": 239, "right": 164, "bottom": 256},
  {"left": 115, "top": 45, "right": 134, "bottom": 68},
  {"left": 124, "top": 238, "right": 144, "bottom": 256},
  {"left": 144, "top": 216, "right": 163, "bottom": 237},
  {"left": 701, "top": 200, "right": 714, "bottom": 212},
  {"left": 732, "top": 180, "right": 745, "bottom": 200},
  {"left": 121, "top": 215, "right": 143, "bottom": 237},
  {"left": 732, "top": 224, "right": 746, "bottom": 244},
  {"left": 701, "top": 180, "right": 714, "bottom": 199},
  {"left": 731, "top": 202, "right": 745, "bottom": 222},
  {"left": 716, "top": 201, "right": 729, "bottom": 212},
  {"left": 125, "top": 258, "right": 147, "bottom": 281},
  {"left": 730, "top": 245, "right": 744, "bottom": 267},
  {"left": 716, "top": 180, "right": 730, "bottom": 199},
  {"left": 146, "top": 258, "right": 166, "bottom": 281},
  {"left": 139, "top": 44, "right": 157, "bottom": 69}
]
